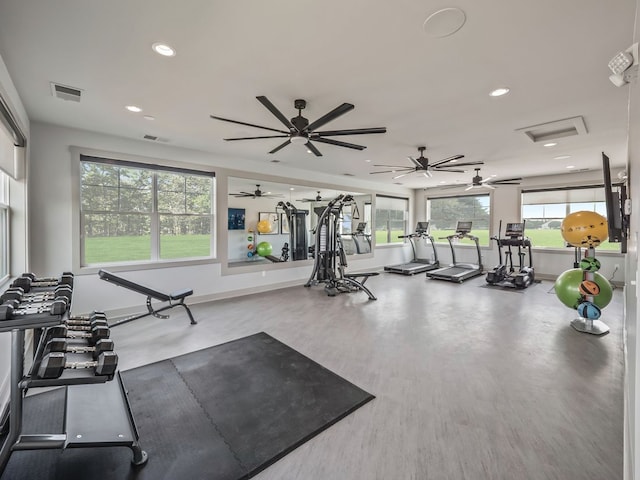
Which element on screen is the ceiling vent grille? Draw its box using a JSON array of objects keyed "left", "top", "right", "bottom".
[
  {"left": 516, "top": 116, "right": 588, "bottom": 143},
  {"left": 143, "top": 134, "right": 169, "bottom": 142},
  {"left": 50, "top": 82, "right": 82, "bottom": 102}
]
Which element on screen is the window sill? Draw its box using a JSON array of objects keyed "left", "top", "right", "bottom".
[{"left": 76, "top": 257, "right": 219, "bottom": 275}]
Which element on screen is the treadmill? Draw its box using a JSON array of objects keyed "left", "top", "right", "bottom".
[
  {"left": 426, "top": 221, "right": 483, "bottom": 283},
  {"left": 350, "top": 222, "right": 372, "bottom": 254},
  {"left": 384, "top": 221, "right": 439, "bottom": 275}
]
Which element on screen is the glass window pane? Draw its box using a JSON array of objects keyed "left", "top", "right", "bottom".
[
  {"left": 158, "top": 190, "right": 185, "bottom": 214},
  {"left": 428, "top": 194, "right": 491, "bottom": 246},
  {"left": 522, "top": 188, "right": 618, "bottom": 251},
  {"left": 82, "top": 213, "right": 151, "bottom": 264},
  {"left": 159, "top": 215, "right": 211, "bottom": 259},
  {"left": 375, "top": 196, "right": 408, "bottom": 245}
]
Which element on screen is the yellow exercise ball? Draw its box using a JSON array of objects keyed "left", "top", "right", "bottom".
[
  {"left": 257, "top": 219, "right": 272, "bottom": 234},
  {"left": 560, "top": 211, "right": 608, "bottom": 248}
]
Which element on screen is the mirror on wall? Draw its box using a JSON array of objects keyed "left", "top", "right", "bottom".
[{"left": 227, "top": 177, "right": 372, "bottom": 267}]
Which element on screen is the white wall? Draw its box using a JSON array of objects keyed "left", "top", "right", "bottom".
[
  {"left": 625, "top": 2, "right": 640, "bottom": 478},
  {"left": 28, "top": 122, "right": 412, "bottom": 316},
  {"left": 0, "top": 53, "right": 29, "bottom": 418}
]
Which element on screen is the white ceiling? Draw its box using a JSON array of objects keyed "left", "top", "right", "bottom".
[{"left": 0, "top": 1, "right": 635, "bottom": 189}]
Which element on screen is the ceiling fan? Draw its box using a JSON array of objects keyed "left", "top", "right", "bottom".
[
  {"left": 210, "top": 96, "right": 386, "bottom": 157},
  {"left": 370, "top": 146, "right": 483, "bottom": 179},
  {"left": 229, "top": 184, "right": 283, "bottom": 199},
  {"left": 299, "top": 191, "right": 325, "bottom": 202},
  {"left": 463, "top": 168, "right": 522, "bottom": 191}
]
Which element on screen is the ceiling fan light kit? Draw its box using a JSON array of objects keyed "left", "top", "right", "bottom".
[{"left": 211, "top": 96, "right": 386, "bottom": 157}]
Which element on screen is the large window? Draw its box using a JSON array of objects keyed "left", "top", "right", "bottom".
[
  {"left": 80, "top": 156, "right": 215, "bottom": 266},
  {"left": 0, "top": 172, "right": 8, "bottom": 280},
  {"left": 375, "top": 195, "right": 408, "bottom": 244},
  {"left": 427, "top": 194, "right": 491, "bottom": 246},
  {"left": 522, "top": 186, "right": 618, "bottom": 251}
]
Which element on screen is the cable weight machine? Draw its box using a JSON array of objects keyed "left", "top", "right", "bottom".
[{"left": 304, "top": 194, "right": 378, "bottom": 299}]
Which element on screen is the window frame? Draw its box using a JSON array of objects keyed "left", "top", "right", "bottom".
[
  {"left": 374, "top": 194, "right": 408, "bottom": 246},
  {"left": 74, "top": 150, "right": 217, "bottom": 271},
  {"left": 521, "top": 184, "right": 620, "bottom": 252}
]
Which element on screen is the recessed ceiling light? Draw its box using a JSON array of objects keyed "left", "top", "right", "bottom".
[
  {"left": 490, "top": 174, "right": 497, "bottom": 177},
  {"left": 307, "top": 149, "right": 313, "bottom": 154},
  {"left": 543, "top": 142, "right": 558, "bottom": 147},
  {"left": 143, "top": 115, "right": 155, "bottom": 120},
  {"left": 125, "top": 105, "right": 142, "bottom": 113},
  {"left": 489, "top": 87, "right": 510, "bottom": 97},
  {"left": 289, "top": 187, "right": 295, "bottom": 191},
  {"left": 554, "top": 155, "right": 571, "bottom": 160},
  {"left": 365, "top": 159, "right": 371, "bottom": 162},
  {"left": 152, "top": 43, "right": 176, "bottom": 57},
  {"left": 566, "top": 165, "right": 576, "bottom": 169},
  {"left": 439, "top": 181, "right": 447, "bottom": 184}
]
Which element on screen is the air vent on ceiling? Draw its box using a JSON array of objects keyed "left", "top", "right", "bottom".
[
  {"left": 50, "top": 82, "right": 82, "bottom": 102},
  {"left": 516, "top": 116, "right": 588, "bottom": 143},
  {"left": 143, "top": 134, "right": 169, "bottom": 142}
]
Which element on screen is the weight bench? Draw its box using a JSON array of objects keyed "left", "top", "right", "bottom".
[{"left": 98, "top": 269, "right": 197, "bottom": 327}]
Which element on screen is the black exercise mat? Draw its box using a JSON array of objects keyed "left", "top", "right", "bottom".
[{"left": 1, "top": 332, "right": 374, "bottom": 480}]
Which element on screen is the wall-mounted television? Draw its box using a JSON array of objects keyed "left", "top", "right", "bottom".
[
  {"left": 602, "top": 152, "right": 628, "bottom": 253},
  {"left": 228, "top": 208, "right": 245, "bottom": 231}
]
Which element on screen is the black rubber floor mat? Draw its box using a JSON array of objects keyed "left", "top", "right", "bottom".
[{"left": 1, "top": 332, "right": 374, "bottom": 480}]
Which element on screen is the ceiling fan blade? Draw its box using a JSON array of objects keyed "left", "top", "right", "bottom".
[
  {"left": 370, "top": 169, "right": 404, "bottom": 174},
  {"left": 392, "top": 173, "right": 409, "bottom": 179},
  {"left": 433, "top": 168, "right": 467, "bottom": 173},
  {"left": 312, "top": 137, "right": 366, "bottom": 150},
  {"left": 444, "top": 161, "right": 484, "bottom": 168},
  {"left": 430, "top": 155, "right": 465, "bottom": 167},
  {"left": 464, "top": 185, "right": 474, "bottom": 191},
  {"left": 224, "top": 135, "right": 290, "bottom": 141},
  {"left": 306, "top": 103, "right": 354, "bottom": 132},
  {"left": 314, "top": 127, "right": 386, "bottom": 136},
  {"left": 408, "top": 156, "right": 422, "bottom": 167},
  {"left": 373, "top": 164, "right": 412, "bottom": 168},
  {"left": 210, "top": 115, "right": 289, "bottom": 135},
  {"left": 256, "top": 96, "right": 296, "bottom": 131},
  {"left": 492, "top": 178, "right": 522, "bottom": 184},
  {"left": 423, "top": 171, "right": 433, "bottom": 178},
  {"left": 480, "top": 177, "right": 492, "bottom": 183},
  {"left": 483, "top": 184, "right": 496, "bottom": 190},
  {"left": 305, "top": 141, "right": 322, "bottom": 157},
  {"left": 269, "top": 139, "right": 291, "bottom": 154}
]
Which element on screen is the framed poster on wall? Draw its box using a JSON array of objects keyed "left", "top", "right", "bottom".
[{"left": 228, "top": 208, "right": 245, "bottom": 230}]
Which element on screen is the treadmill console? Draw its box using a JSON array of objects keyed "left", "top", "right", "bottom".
[
  {"left": 456, "top": 221, "right": 472, "bottom": 234},
  {"left": 505, "top": 223, "right": 524, "bottom": 238},
  {"left": 416, "top": 221, "right": 429, "bottom": 234}
]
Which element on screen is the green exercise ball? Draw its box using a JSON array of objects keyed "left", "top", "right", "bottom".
[
  {"left": 554, "top": 268, "right": 613, "bottom": 310},
  {"left": 256, "top": 241, "right": 273, "bottom": 257}
]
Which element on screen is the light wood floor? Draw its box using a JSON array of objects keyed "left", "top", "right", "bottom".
[{"left": 108, "top": 272, "right": 624, "bottom": 480}]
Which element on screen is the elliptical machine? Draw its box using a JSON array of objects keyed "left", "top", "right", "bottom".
[{"left": 486, "top": 220, "right": 535, "bottom": 289}]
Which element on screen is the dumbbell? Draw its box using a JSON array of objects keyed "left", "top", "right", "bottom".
[
  {"left": 0, "top": 299, "right": 67, "bottom": 320},
  {"left": 43, "top": 337, "right": 115, "bottom": 359},
  {"left": 37, "top": 351, "right": 118, "bottom": 379},
  {"left": 67, "top": 311, "right": 107, "bottom": 325},
  {"left": 45, "top": 324, "right": 110, "bottom": 342},
  {"left": 1, "top": 285, "right": 72, "bottom": 304},
  {"left": 14, "top": 272, "right": 74, "bottom": 292},
  {"left": 64, "top": 317, "right": 108, "bottom": 328}
]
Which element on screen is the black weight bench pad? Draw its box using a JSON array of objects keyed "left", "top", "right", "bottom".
[{"left": 98, "top": 270, "right": 196, "bottom": 326}]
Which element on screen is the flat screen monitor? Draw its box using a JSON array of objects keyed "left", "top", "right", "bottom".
[
  {"left": 602, "top": 152, "right": 626, "bottom": 252},
  {"left": 456, "top": 221, "right": 472, "bottom": 233},
  {"left": 416, "top": 221, "right": 429, "bottom": 233},
  {"left": 505, "top": 223, "right": 523, "bottom": 237}
]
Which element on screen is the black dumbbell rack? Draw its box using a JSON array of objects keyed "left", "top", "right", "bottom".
[{"left": 0, "top": 274, "right": 148, "bottom": 475}]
